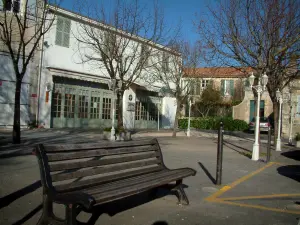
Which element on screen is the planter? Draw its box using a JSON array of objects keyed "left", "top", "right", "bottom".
[
  {"left": 115, "top": 131, "right": 131, "bottom": 141},
  {"left": 296, "top": 141, "right": 300, "bottom": 148},
  {"left": 103, "top": 131, "right": 111, "bottom": 140}
]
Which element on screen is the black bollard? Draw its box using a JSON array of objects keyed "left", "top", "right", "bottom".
[
  {"left": 266, "top": 126, "right": 271, "bottom": 163},
  {"left": 216, "top": 122, "right": 224, "bottom": 185}
]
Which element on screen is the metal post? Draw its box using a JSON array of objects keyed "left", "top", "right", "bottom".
[
  {"left": 216, "top": 122, "right": 224, "bottom": 185},
  {"left": 157, "top": 106, "right": 160, "bottom": 131},
  {"left": 187, "top": 99, "right": 191, "bottom": 137},
  {"left": 288, "top": 104, "right": 294, "bottom": 145},
  {"left": 266, "top": 126, "right": 271, "bottom": 163},
  {"left": 276, "top": 99, "right": 282, "bottom": 151},
  {"left": 252, "top": 92, "right": 261, "bottom": 161}
]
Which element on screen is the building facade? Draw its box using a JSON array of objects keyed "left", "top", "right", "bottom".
[{"left": 36, "top": 6, "right": 177, "bottom": 130}]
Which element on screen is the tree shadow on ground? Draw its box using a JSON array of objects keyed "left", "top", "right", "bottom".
[
  {"left": 281, "top": 150, "right": 300, "bottom": 161},
  {"left": 277, "top": 165, "right": 300, "bottom": 183}
]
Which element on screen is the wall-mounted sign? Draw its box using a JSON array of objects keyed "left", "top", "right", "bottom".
[
  {"left": 128, "top": 94, "right": 133, "bottom": 101},
  {"left": 31, "top": 94, "right": 37, "bottom": 98},
  {"left": 0, "top": 81, "right": 2, "bottom": 86},
  {"left": 127, "top": 102, "right": 135, "bottom": 111}
]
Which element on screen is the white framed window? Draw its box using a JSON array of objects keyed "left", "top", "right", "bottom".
[
  {"left": 55, "top": 16, "right": 71, "bottom": 48},
  {"left": 2, "top": 0, "right": 20, "bottom": 13},
  {"left": 201, "top": 79, "right": 210, "bottom": 88},
  {"left": 221, "top": 79, "right": 234, "bottom": 97}
]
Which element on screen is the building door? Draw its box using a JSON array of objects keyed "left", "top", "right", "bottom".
[
  {"left": 134, "top": 95, "right": 161, "bottom": 129},
  {"left": 250, "top": 100, "right": 265, "bottom": 122}
]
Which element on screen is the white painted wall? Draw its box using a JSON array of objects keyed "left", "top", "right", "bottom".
[
  {"left": 0, "top": 54, "right": 31, "bottom": 127},
  {"left": 162, "top": 97, "right": 177, "bottom": 129}
]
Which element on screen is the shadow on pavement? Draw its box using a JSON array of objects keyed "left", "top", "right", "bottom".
[
  {"left": 223, "top": 140, "right": 252, "bottom": 159},
  {"left": 77, "top": 186, "right": 187, "bottom": 225},
  {"left": 12, "top": 203, "right": 43, "bottom": 225},
  {"left": 281, "top": 150, "right": 300, "bottom": 161},
  {"left": 198, "top": 162, "right": 216, "bottom": 185},
  {"left": 277, "top": 165, "right": 300, "bottom": 183},
  {"left": 0, "top": 180, "right": 41, "bottom": 209}
]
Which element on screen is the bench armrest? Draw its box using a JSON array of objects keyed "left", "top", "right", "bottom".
[{"left": 53, "top": 192, "right": 95, "bottom": 210}]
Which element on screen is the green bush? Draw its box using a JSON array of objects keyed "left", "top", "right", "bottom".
[
  {"left": 178, "top": 117, "right": 248, "bottom": 131},
  {"left": 295, "top": 132, "right": 300, "bottom": 141}
]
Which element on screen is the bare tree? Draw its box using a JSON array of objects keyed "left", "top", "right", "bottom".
[
  {"left": 73, "top": 0, "right": 171, "bottom": 128},
  {"left": 0, "top": 0, "right": 58, "bottom": 143},
  {"left": 196, "top": 0, "right": 300, "bottom": 143},
  {"left": 150, "top": 41, "right": 200, "bottom": 137}
]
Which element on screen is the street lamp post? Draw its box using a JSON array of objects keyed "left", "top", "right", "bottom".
[
  {"left": 275, "top": 89, "right": 290, "bottom": 151},
  {"left": 108, "top": 78, "right": 122, "bottom": 141},
  {"left": 249, "top": 72, "right": 268, "bottom": 161},
  {"left": 187, "top": 97, "right": 191, "bottom": 137}
]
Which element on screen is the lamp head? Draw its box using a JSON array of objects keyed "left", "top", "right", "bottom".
[
  {"left": 261, "top": 72, "right": 268, "bottom": 87},
  {"left": 276, "top": 89, "right": 281, "bottom": 99},
  {"left": 249, "top": 72, "right": 255, "bottom": 88}
]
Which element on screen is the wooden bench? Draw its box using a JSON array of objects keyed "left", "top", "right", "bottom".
[{"left": 33, "top": 138, "right": 196, "bottom": 225}]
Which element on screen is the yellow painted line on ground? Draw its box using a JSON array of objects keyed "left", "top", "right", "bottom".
[
  {"left": 214, "top": 199, "right": 300, "bottom": 215},
  {"left": 218, "top": 193, "right": 300, "bottom": 201},
  {"left": 205, "top": 162, "right": 275, "bottom": 202}
]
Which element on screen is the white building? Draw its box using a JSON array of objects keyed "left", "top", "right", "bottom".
[{"left": 35, "top": 6, "right": 177, "bottom": 130}]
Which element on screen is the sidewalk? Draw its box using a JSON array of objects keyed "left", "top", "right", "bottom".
[{"left": 0, "top": 136, "right": 299, "bottom": 225}]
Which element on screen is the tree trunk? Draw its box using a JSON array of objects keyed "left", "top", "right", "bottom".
[
  {"left": 13, "top": 79, "right": 22, "bottom": 144},
  {"left": 117, "top": 90, "right": 124, "bottom": 129},
  {"left": 172, "top": 100, "right": 181, "bottom": 137}
]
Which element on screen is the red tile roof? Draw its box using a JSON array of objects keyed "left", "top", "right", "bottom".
[{"left": 183, "top": 67, "right": 253, "bottom": 78}]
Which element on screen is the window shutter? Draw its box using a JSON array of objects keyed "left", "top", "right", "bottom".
[
  {"left": 230, "top": 80, "right": 234, "bottom": 97},
  {"left": 297, "top": 95, "right": 300, "bottom": 118},
  {"left": 55, "top": 17, "right": 64, "bottom": 46},
  {"left": 63, "top": 19, "right": 71, "bottom": 47},
  {"left": 221, "top": 80, "right": 225, "bottom": 96}
]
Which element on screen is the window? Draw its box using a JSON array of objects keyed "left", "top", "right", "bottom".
[
  {"left": 64, "top": 94, "right": 75, "bottom": 118},
  {"left": 102, "top": 98, "right": 111, "bottom": 119},
  {"left": 78, "top": 91, "right": 88, "bottom": 118},
  {"left": 51, "top": 92, "right": 62, "bottom": 118},
  {"left": 3, "top": 0, "right": 20, "bottom": 13},
  {"left": 149, "top": 103, "right": 159, "bottom": 121},
  {"left": 135, "top": 101, "right": 148, "bottom": 120},
  {"left": 55, "top": 16, "right": 71, "bottom": 48},
  {"left": 90, "top": 96, "right": 100, "bottom": 119},
  {"left": 221, "top": 80, "right": 234, "bottom": 97},
  {"left": 162, "top": 52, "right": 169, "bottom": 72},
  {"left": 191, "top": 79, "right": 210, "bottom": 96},
  {"left": 202, "top": 79, "right": 209, "bottom": 88}
]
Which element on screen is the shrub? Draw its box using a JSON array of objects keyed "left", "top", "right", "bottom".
[{"left": 178, "top": 117, "right": 248, "bottom": 131}]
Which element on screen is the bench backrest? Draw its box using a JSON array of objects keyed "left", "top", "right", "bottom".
[{"left": 33, "top": 139, "right": 166, "bottom": 193}]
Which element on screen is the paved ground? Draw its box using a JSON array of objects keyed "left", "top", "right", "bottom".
[{"left": 0, "top": 129, "right": 299, "bottom": 225}]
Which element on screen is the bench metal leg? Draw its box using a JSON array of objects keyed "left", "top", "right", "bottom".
[
  {"left": 37, "top": 194, "right": 54, "bottom": 225},
  {"left": 172, "top": 180, "right": 190, "bottom": 205},
  {"left": 65, "top": 204, "right": 78, "bottom": 225}
]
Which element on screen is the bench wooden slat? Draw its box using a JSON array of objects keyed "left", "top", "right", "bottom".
[
  {"left": 51, "top": 159, "right": 161, "bottom": 182},
  {"left": 49, "top": 152, "right": 160, "bottom": 172},
  {"left": 54, "top": 166, "right": 164, "bottom": 192},
  {"left": 47, "top": 145, "right": 158, "bottom": 162},
  {"left": 44, "top": 139, "right": 155, "bottom": 152},
  {"left": 85, "top": 169, "right": 176, "bottom": 195},
  {"left": 92, "top": 168, "right": 195, "bottom": 204}
]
